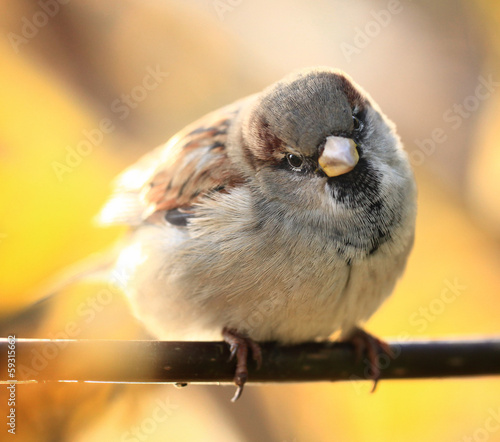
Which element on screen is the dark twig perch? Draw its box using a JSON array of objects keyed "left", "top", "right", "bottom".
[{"left": 1, "top": 338, "right": 500, "bottom": 385}]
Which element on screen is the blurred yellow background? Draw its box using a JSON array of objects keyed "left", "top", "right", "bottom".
[{"left": 1, "top": 0, "right": 500, "bottom": 441}]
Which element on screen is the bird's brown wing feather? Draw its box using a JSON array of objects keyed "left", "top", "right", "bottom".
[{"left": 98, "top": 99, "right": 250, "bottom": 226}]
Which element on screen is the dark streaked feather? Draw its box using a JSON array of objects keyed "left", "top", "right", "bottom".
[
  {"left": 98, "top": 101, "right": 249, "bottom": 226},
  {"left": 164, "top": 208, "right": 193, "bottom": 227}
]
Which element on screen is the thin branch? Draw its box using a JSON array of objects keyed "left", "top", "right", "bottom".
[{"left": 1, "top": 338, "right": 500, "bottom": 385}]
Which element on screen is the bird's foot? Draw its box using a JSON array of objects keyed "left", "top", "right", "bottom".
[
  {"left": 222, "top": 327, "right": 262, "bottom": 402},
  {"left": 345, "top": 327, "right": 394, "bottom": 392}
]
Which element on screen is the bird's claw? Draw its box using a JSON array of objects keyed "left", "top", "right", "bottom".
[
  {"left": 347, "top": 327, "right": 394, "bottom": 392},
  {"left": 222, "top": 327, "right": 261, "bottom": 402}
]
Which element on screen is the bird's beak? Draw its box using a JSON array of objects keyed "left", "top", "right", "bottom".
[{"left": 318, "top": 136, "right": 359, "bottom": 177}]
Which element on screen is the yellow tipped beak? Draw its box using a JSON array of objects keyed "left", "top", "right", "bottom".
[{"left": 318, "top": 136, "right": 359, "bottom": 177}]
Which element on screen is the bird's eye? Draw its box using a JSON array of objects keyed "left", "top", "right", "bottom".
[
  {"left": 286, "top": 153, "right": 304, "bottom": 170},
  {"left": 352, "top": 115, "right": 363, "bottom": 131}
]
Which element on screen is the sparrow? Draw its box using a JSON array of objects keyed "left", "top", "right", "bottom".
[{"left": 98, "top": 67, "right": 417, "bottom": 401}]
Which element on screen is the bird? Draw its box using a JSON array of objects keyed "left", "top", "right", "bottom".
[{"left": 97, "top": 66, "right": 417, "bottom": 401}]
